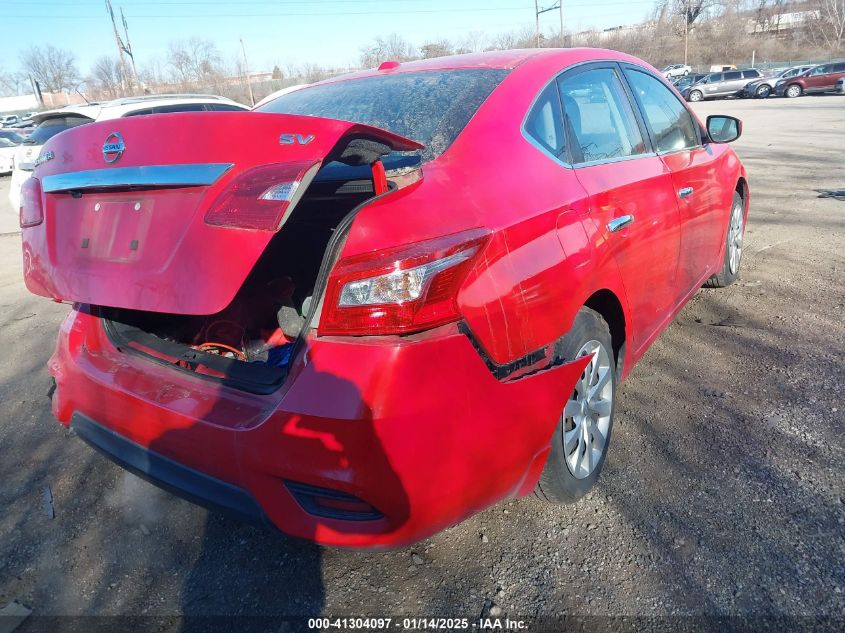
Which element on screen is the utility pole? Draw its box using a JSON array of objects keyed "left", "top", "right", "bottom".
[
  {"left": 121, "top": 7, "right": 138, "bottom": 81},
  {"left": 535, "top": 2, "right": 564, "bottom": 48},
  {"left": 106, "top": 0, "right": 130, "bottom": 92},
  {"left": 559, "top": 0, "right": 564, "bottom": 45},
  {"left": 683, "top": 0, "right": 689, "bottom": 66},
  {"left": 240, "top": 36, "right": 255, "bottom": 107}
]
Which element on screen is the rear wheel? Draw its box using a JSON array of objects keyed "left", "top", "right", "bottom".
[
  {"left": 688, "top": 89, "right": 703, "bottom": 102},
  {"left": 755, "top": 84, "right": 771, "bottom": 98},
  {"left": 536, "top": 308, "right": 616, "bottom": 504},
  {"left": 785, "top": 84, "right": 802, "bottom": 98},
  {"left": 705, "top": 191, "right": 745, "bottom": 288}
]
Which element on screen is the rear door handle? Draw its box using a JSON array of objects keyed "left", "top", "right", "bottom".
[
  {"left": 607, "top": 215, "right": 634, "bottom": 233},
  {"left": 678, "top": 186, "right": 694, "bottom": 199}
]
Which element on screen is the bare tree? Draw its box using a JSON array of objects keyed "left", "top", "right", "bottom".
[
  {"left": 810, "top": 0, "right": 845, "bottom": 50},
  {"left": 359, "top": 34, "right": 417, "bottom": 68},
  {"left": 0, "top": 67, "right": 28, "bottom": 97},
  {"left": 420, "top": 40, "right": 454, "bottom": 59},
  {"left": 19, "top": 45, "right": 80, "bottom": 92},
  {"left": 88, "top": 56, "right": 125, "bottom": 99},
  {"left": 166, "top": 37, "right": 224, "bottom": 86}
]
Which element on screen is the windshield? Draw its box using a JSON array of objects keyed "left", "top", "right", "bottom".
[
  {"left": 25, "top": 115, "right": 93, "bottom": 145},
  {"left": 257, "top": 69, "right": 509, "bottom": 162}
]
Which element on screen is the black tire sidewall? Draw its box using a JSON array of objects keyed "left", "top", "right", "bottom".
[{"left": 538, "top": 308, "right": 617, "bottom": 503}]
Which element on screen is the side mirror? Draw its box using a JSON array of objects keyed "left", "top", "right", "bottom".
[{"left": 707, "top": 115, "right": 742, "bottom": 143}]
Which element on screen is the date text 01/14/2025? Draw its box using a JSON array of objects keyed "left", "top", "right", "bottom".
[{"left": 307, "top": 617, "right": 529, "bottom": 630}]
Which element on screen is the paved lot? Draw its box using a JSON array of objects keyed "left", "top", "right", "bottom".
[{"left": 0, "top": 97, "right": 843, "bottom": 629}]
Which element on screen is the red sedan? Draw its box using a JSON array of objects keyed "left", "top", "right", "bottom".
[{"left": 20, "top": 48, "right": 748, "bottom": 548}]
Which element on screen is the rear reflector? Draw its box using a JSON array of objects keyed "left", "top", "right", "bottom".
[
  {"left": 286, "top": 481, "right": 383, "bottom": 521},
  {"left": 204, "top": 160, "right": 319, "bottom": 231},
  {"left": 19, "top": 177, "right": 44, "bottom": 228}
]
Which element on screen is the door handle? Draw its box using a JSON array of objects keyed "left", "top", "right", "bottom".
[
  {"left": 607, "top": 215, "right": 634, "bottom": 233},
  {"left": 678, "top": 186, "right": 694, "bottom": 199}
]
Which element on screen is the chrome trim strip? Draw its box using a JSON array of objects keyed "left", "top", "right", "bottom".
[{"left": 41, "top": 163, "right": 234, "bottom": 193}]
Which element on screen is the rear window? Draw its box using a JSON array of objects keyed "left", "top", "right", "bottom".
[
  {"left": 25, "top": 115, "right": 92, "bottom": 145},
  {"left": 257, "top": 69, "right": 509, "bottom": 161}
]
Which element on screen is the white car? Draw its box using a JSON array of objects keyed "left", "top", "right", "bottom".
[
  {"left": 663, "top": 64, "right": 692, "bottom": 79},
  {"left": 1, "top": 115, "right": 20, "bottom": 128},
  {"left": 8, "top": 94, "right": 247, "bottom": 211},
  {"left": 0, "top": 137, "right": 18, "bottom": 173}
]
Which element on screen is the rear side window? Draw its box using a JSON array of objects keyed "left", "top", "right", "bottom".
[
  {"left": 524, "top": 84, "right": 565, "bottom": 159},
  {"left": 258, "top": 69, "right": 509, "bottom": 161},
  {"left": 209, "top": 103, "right": 246, "bottom": 111},
  {"left": 154, "top": 103, "right": 208, "bottom": 113},
  {"left": 834, "top": 63, "right": 845, "bottom": 72},
  {"left": 557, "top": 67, "right": 645, "bottom": 165},
  {"left": 27, "top": 115, "right": 92, "bottom": 144},
  {"left": 625, "top": 70, "right": 699, "bottom": 153}
]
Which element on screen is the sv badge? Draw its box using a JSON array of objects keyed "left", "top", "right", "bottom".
[{"left": 279, "top": 133, "right": 315, "bottom": 145}]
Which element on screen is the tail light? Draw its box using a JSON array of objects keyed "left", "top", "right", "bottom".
[
  {"left": 19, "top": 177, "right": 44, "bottom": 228},
  {"left": 204, "top": 160, "right": 320, "bottom": 231},
  {"left": 319, "top": 229, "right": 489, "bottom": 336}
]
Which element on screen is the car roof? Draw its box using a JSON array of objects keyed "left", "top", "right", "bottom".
[
  {"left": 310, "top": 48, "right": 643, "bottom": 87},
  {"left": 30, "top": 95, "right": 245, "bottom": 125}
]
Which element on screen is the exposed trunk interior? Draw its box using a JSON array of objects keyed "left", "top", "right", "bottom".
[{"left": 102, "top": 167, "right": 384, "bottom": 393}]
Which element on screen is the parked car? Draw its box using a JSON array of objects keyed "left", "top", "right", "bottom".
[
  {"left": 741, "top": 65, "right": 814, "bottom": 98},
  {"left": 709, "top": 64, "right": 737, "bottom": 72},
  {"left": 20, "top": 49, "right": 748, "bottom": 547},
  {"left": 773, "top": 61, "right": 845, "bottom": 97},
  {"left": 683, "top": 69, "right": 763, "bottom": 101},
  {"left": 662, "top": 64, "right": 692, "bottom": 79},
  {"left": 0, "top": 137, "right": 18, "bottom": 173},
  {"left": 0, "top": 115, "right": 20, "bottom": 128},
  {"left": 672, "top": 73, "right": 707, "bottom": 91},
  {"left": 8, "top": 94, "right": 247, "bottom": 211},
  {"left": 0, "top": 129, "right": 25, "bottom": 144}
]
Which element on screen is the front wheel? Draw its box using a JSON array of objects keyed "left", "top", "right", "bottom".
[
  {"left": 535, "top": 308, "right": 616, "bottom": 504},
  {"left": 756, "top": 84, "right": 771, "bottom": 98},
  {"left": 785, "top": 84, "right": 802, "bottom": 98},
  {"left": 705, "top": 191, "right": 745, "bottom": 288},
  {"left": 688, "top": 89, "right": 703, "bottom": 102}
]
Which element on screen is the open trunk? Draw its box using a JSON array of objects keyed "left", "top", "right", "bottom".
[{"left": 22, "top": 112, "right": 422, "bottom": 393}]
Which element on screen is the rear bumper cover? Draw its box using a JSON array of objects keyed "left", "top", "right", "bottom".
[
  {"left": 49, "top": 309, "right": 588, "bottom": 548},
  {"left": 71, "top": 412, "right": 269, "bottom": 526}
]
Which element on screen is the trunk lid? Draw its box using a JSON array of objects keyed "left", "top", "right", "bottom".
[{"left": 22, "top": 112, "right": 421, "bottom": 315}]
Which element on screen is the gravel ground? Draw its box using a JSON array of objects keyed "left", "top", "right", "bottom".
[{"left": 0, "top": 96, "right": 843, "bottom": 631}]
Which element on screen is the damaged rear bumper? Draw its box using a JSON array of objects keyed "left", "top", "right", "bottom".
[{"left": 49, "top": 308, "right": 588, "bottom": 548}]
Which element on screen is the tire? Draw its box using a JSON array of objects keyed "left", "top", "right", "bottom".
[
  {"left": 785, "top": 84, "right": 802, "bottom": 98},
  {"left": 688, "top": 89, "right": 703, "bottom": 102},
  {"left": 705, "top": 191, "right": 745, "bottom": 288},
  {"left": 535, "top": 307, "right": 617, "bottom": 504},
  {"left": 683, "top": 69, "right": 690, "bottom": 76},
  {"left": 755, "top": 84, "right": 771, "bottom": 98}
]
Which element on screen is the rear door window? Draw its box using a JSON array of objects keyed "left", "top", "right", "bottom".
[
  {"left": 209, "top": 103, "right": 247, "bottom": 111},
  {"left": 153, "top": 103, "right": 208, "bottom": 113},
  {"left": 833, "top": 63, "right": 845, "bottom": 72},
  {"left": 557, "top": 67, "right": 646, "bottom": 165},
  {"left": 624, "top": 69, "right": 700, "bottom": 153},
  {"left": 742, "top": 70, "right": 761, "bottom": 79},
  {"left": 723, "top": 71, "right": 742, "bottom": 81},
  {"left": 524, "top": 84, "right": 566, "bottom": 160}
]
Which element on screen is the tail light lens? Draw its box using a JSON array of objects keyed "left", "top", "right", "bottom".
[
  {"left": 19, "top": 177, "right": 44, "bottom": 228},
  {"left": 204, "top": 160, "right": 319, "bottom": 231},
  {"left": 319, "top": 229, "right": 489, "bottom": 336}
]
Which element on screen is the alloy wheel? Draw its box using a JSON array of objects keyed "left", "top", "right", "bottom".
[
  {"left": 728, "top": 198, "right": 744, "bottom": 275},
  {"left": 756, "top": 85, "right": 771, "bottom": 98},
  {"left": 786, "top": 85, "right": 801, "bottom": 98},
  {"left": 689, "top": 90, "right": 703, "bottom": 102},
  {"left": 561, "top": 340, "right": 613, "bottom": 479}
]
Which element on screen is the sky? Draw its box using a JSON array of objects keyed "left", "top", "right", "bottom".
[{"left": 1, "top": 0, "right": 658, "bottom": 75}]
